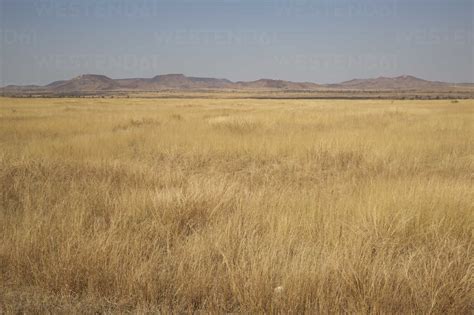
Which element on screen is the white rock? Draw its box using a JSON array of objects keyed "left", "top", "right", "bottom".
[{"left": 274, "top": 286, "right": 284, "bottom": 294}]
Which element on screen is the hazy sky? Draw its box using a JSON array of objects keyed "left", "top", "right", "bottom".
[{"left": 0, "top": 0, "right": 473, "bottom": 85}]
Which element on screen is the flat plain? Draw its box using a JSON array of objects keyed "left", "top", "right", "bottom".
[{"left": 0, "top": 97, "right": 473, "bottom": 313}]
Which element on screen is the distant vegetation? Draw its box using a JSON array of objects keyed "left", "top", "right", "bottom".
[
  {"left": 2, "top": 74, "right": 474, "bottom": 99},
  {"left": 0, "top": 97, "right": 472, "bottom": 313}
]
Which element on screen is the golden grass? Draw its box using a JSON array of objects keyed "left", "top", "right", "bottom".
[{"left": 0, "top": 97, "right": 473, "bottom": 313}]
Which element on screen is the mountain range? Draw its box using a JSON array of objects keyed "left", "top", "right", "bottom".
[{"left": 2, "top": 74, "right": 473, "bottom": 94}]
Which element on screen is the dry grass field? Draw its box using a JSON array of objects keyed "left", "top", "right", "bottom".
[{"left": 0, "top": 97, "right": 473, "bottom": 313}]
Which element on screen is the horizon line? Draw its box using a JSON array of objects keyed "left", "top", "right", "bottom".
[{"left": 4, "top": 73, "right": 474, "bottom": 88}]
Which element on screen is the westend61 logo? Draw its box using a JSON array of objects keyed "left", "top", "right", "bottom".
[
  {"left": 33, "top": 54, "right": 161, "bottom": 72},
  {"left": 34, "top": 0, "right": 161, "bottom": 17},
  {"left": 398, "top": 29, "right": 474, "bottom": 46},
  {"left": 0, "top": 30, "right": 38, "bottom": 45},
  {"left": 273, "top": 53, "right": 399, "bottom": 71},
  {"left": 154, "top": 30, "right": 281, "bottom": 46},
  {"left": 275, "top": 0, "right": 398, "bottom": 17}
]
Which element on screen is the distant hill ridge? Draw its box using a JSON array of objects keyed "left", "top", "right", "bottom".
[
  {"left": 2, "top": 74, "right": 473, "bottom": 94},
  {"left": 328, "top": 75, "right": 449, "bottom": 90}
]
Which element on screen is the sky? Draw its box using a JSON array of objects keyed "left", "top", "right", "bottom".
[{"left": 0, "top": 0, "right": 473, "bottom": 85}]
